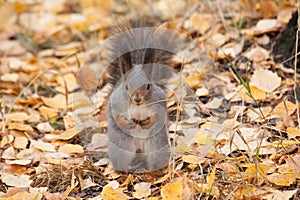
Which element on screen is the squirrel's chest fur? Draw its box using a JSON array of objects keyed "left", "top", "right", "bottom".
[{"left": 128, "top": 104, "right": 152, "bottom": 121}]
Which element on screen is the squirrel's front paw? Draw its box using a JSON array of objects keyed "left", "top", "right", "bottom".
[
  {"left": 140, "top": 117, "right": 153, "bottom": 129},
  {"left": 117, "top": 115, "right": 136, "bottom": 129}
]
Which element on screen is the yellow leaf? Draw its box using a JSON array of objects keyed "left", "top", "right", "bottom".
[
  {"left": 8, "top": 122, "right": 33, "bottom": 131},
  {"left": 120, "top": 174, "right": 135, "bottom": 187},
  {"left": 194, "top": 183, "right": 219, "bottom": 198},
  {"left": 101, "top": 186, "right": 130, "bottom": 200},
  {"left": 238, "top": 85, "right": 266, "bottom": 101},
  {"left": 58, "top": 144, "right": 84, "bottom": 155},
  {"left": 186, "top": 73, "right": 204, "bottom": 88},
  {"left": 273, "top": 100, "right": 296, "bottom": 117},
  {"left": 182, "top": 155, "right": 205, "bottom": 165},
  {"left": 39, "top": 106, "right": 58, "bottom": 119},
  {"left": 244, "top": 164, "right": 274, "bottom": 185},
  {"left": 272, "top": 140, "right": 298, "bottom": 148},
  {"left": 207, "top": 166, "right": 216, "bottom": 189},
  {"left": 161, "top": 178, "right": 183, "bottom": 200},
  {"left": 286, "top": 127, "right": 300, "bottom": 138},
  {"left": 267, "top": 173, "right": 295, "bottom": 186},
  {"left": 13, "top": 1, "right": 28, "bottom": 14}
]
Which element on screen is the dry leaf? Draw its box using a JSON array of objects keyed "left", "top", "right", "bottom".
[
  {"left": 267, "top": 173, "right": 295, "bottom": 186},
  {"left": 8, "top": 122, "right": 33, "bottom": 131},
  {"left": 58, "top": 144, "right": 84, "bottom": 155},
  {"left": 133, "top": 182, "right": 151, "bottom": 199},
  {"left": 1, "top": 173, "right": 32, "bottom": 188},
  {"left": 44, "top": 127, "right": 83, "bottom": 140},
  {"left": 286, "top": 127, "right": 300, "bottom": 138},
  {"left": 244, "top": 164, "right": 275, "bottom": 185},
  {"left": 256, "top": 19, "right": 277, "bottom": 32},
  {"left": 190, "top": 13, "right": 214, "bottom": 35},
  {"left": 161, "top": 178, "right": 183, "bottom": 200},
  {"left": 6, "top": 112, "right": 30, "bottom": 122},
  {"left": 207, "top": 166, "right": 216, "bottom": 189},
  {"left": 2, "top": 146, "right": 16, "bottom": 159},
  {"left": 13, "top": 136, "right": 28, "bottom": 149},
  {"left": 37, "top": 122, "right": 55, "bottom": 132},
  {"left": 238, "top": 85, "right": 267, "bottom": 101},
  {"left": 263, "top": 189, "right": 298, "bottom": 200},
  {"left": 41, "top": 95, "right": 67, "bottom": 110},
  {"left": 250, "top": 67, "right": 281, "bottom": 93},
  {"left": 31, "top": 140, "right": 56, "bottom": 152},
  {"left": 273, "top": 101, "right": 297, "bottom": 117},
  {"left": 101, "top": 183, "right": 130, "bottom": 200},
  {"left": 39, "top": 106, "right": 58, "bottom": 119},
  {"left": 182, "top": 155, "right": 205, "bottom": 165}
]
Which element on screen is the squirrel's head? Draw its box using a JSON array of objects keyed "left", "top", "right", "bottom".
[{"left": 125, "top": 82, "right": 152, "bottom": 105}]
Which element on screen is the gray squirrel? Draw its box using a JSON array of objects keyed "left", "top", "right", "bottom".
[{"left": 106, "top": 20, "right": 179, "bottom": 173}]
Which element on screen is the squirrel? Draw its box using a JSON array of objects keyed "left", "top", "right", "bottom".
[{"left": 106, "top": 20, "right": 179, "bottom": 173}]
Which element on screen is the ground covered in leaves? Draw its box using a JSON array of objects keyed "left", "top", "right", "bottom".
[{"left": 0, "top": 0, "right": 300, "bottom": 199}]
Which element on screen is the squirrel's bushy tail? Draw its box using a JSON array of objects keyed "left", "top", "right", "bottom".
[{"left": 107, "top": 19, "right": 180, "bottom": 87}]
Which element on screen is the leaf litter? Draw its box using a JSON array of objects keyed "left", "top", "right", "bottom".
[{"left": 0, "top": 0, "right": 299, "bottom": 199}]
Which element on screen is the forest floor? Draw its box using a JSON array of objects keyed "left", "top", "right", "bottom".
[{"left": 0, "top": 0, "right": 300, "bottom": 199}]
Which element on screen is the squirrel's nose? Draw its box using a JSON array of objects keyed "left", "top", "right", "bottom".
[{"left": 133, "top": 93, "right": 142, "bottom": 105}]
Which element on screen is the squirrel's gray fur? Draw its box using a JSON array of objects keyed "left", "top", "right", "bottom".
[{"left": 106, "top": 19, "right": 178, "bottom": 172}]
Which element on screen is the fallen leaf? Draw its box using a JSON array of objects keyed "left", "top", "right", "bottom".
[
  {"left": 286, "top": 127, "right": 300, "bottom": 138},
  {"left": 1, "top": 173, "right": 32, "bottom": 188},
  {"left": 58, "top": 144, "right": 84, "bottom": 155},
  {"left": 238, "top": 85, "right": 267, "bottom": 101},
  {"left": 272, "top": 100, "right": 297, "bottom": 117},
  {"left": 6, "top": 112, "right": 30, "bottom": 122},
  {"left": 263, "top": 189, "right": 298, "bottom": 200},
  {"left": 267, "top": 173, "right": 295, "bottom": 186},
  {"left": 207, "top": 166, "right": 216, "bottom": 189},
  {"left": 37, "top": 122, "right": 55, "bottom": 132},
  {"left": 2, "top": 146, "right": 16, "bottom": 159},
  {"left": 41, "top": 95, "right": 67, "bottom": 110},
  {"left": 101, "top": 183, "right": 130, "bottom": 200},
  {"left": 182, "top": 155, "right": 205, "bottom": 165},
  {"left": 256, "top": 19, "right": 277, "bottom": 32},
  {"left": 161, "top": 178, "right": 183, "bottom": 200},
  {"left": 133, "top": 182, "right": 151, "bottom": 199},
  {"left": 39, "top": 106, "right": 58, "bottom": 119},
  {"left": 8, "top": 122, "right": 33, "bottom": 131},
  {"left": 44, "top": 127, "right": 83, "bottom": 140},
  {"left": 13, "top": 136, "right": 28, "bottom": 149},
  {"left": 31, "top": 139, "right": 56, "bottom": 152},
  {"left": 250, "top": 67, "right": 281, "bottom": 93}
]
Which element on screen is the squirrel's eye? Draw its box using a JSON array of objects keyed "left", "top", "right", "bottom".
[
  {"left": 146, "top": 83, "right": 151, "bottom": 90},
  {"left": 125, "top": 84, "right": 129, "bottom": 90}
]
